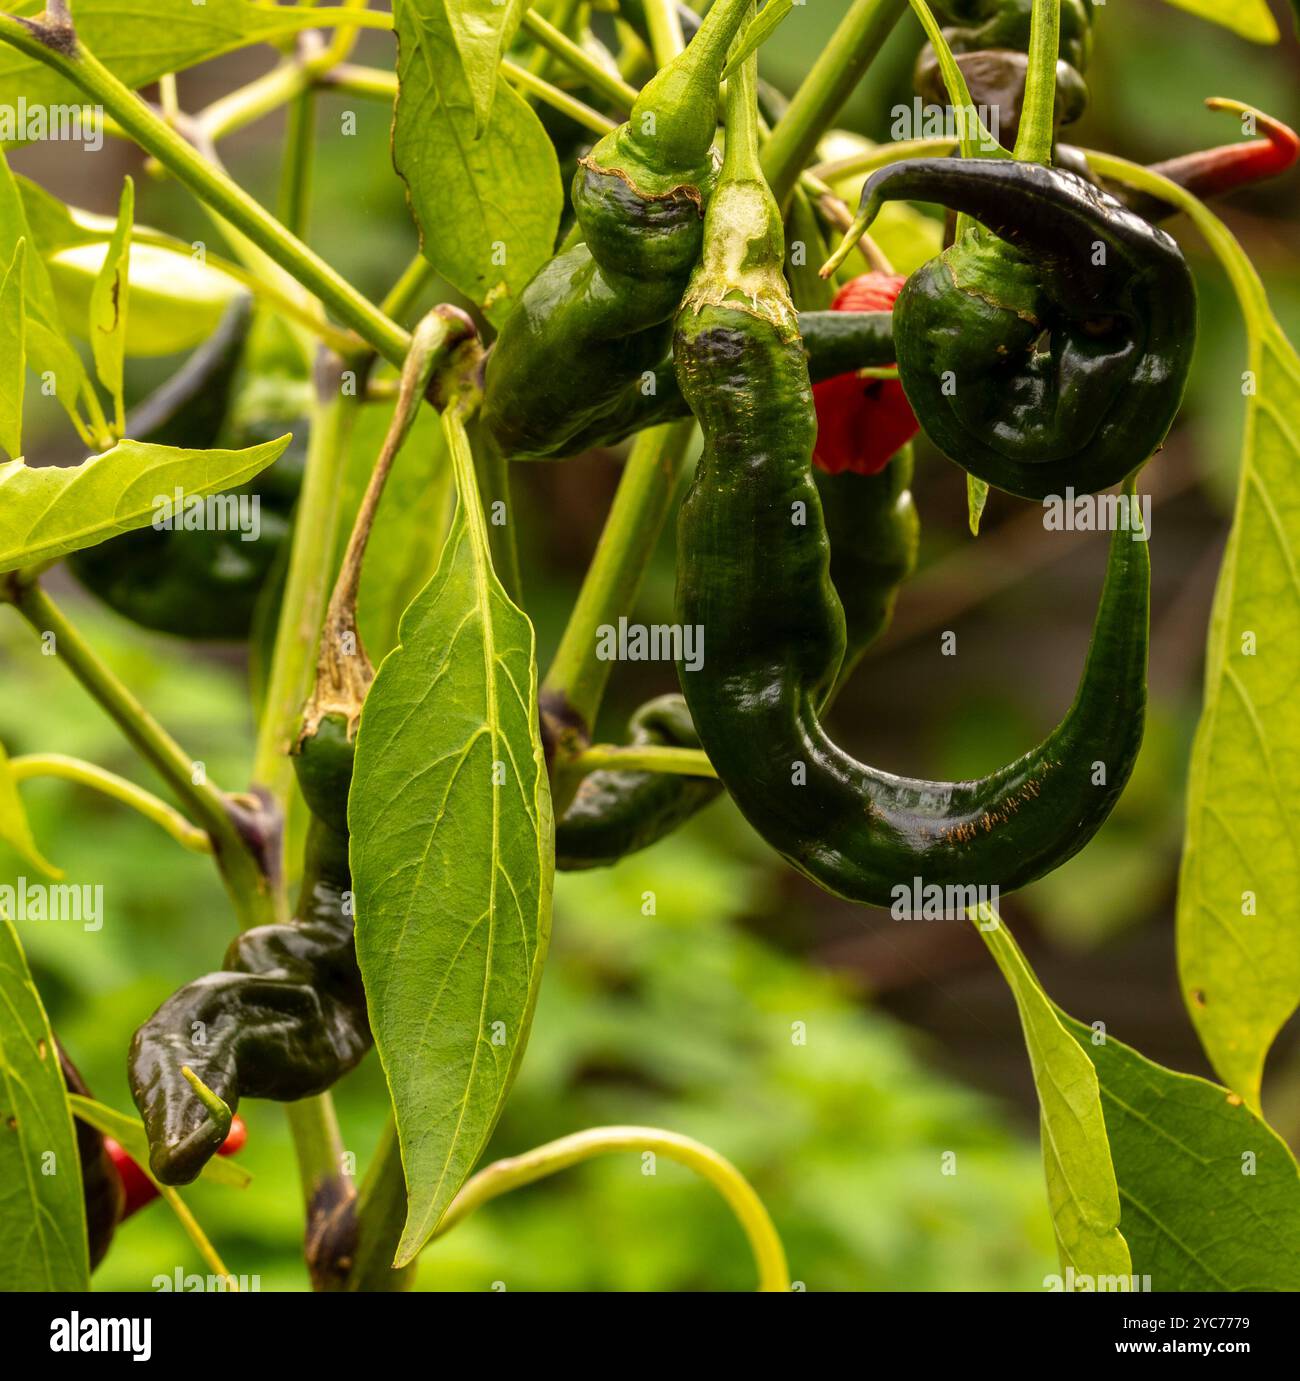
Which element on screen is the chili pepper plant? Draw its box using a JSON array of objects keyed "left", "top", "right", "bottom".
[{"left": 1, "top": 0, "right": 1299, "bottom": 1296}]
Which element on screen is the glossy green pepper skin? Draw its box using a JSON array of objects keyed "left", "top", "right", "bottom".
[
  {"left": 674, "top": 50, "right": 1150, "bottom": 908},
  {"left": 816, "top": 446, "right": 919, "bottom": 695},
  {"left": 860, "top": 158, "right": 1196, "bottom": 500},
  {"left": 481, "top": 0, "right": 753, "bottom": 460},
  {"left": 555, "top": 307, "right": 895, "bottom": 454},
  {"left": 68, "top": 301, "right": 308, "bottom": 640},
  {"left": 129, "top": 715, "right": 369, "bottom": 1185},
  {"left": 555, "top": 694, "right": 721, "bottom": 870}
]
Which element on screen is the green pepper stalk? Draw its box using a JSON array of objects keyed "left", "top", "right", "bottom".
[
  {"left": 674, "top": 40, "right": 1150, "bottom": 908},
  {"left": 481, "top": 0, "right": 754, "bottom": 460},
  {"left": 831, "top": 157, "right": 1197, "bottom": 500}
]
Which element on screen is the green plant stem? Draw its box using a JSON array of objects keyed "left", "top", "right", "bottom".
[
  {"left": 432, "top": 1126, "right": 790, "bottom": 1292},
  {"left": 379, "top": 253, "right": 437, "bottom": 324},
  {"left": 0, "top": 16, "right": 409, "bottom": 367},
  {"left": 643, "top": 0, "right": 687, "bottom": 64},
  {"left": 541, "top": 419, "right": 696, "bottom": 732},
  {"left": 157, "top": 1184, "right": 238, "bottom": 1283},
  {"left": 9, "top": 754, "right": 212, "bottom": 853},
  {"left": 503, "top": 60, "right": 618, "bottom": 135},
  {"left": 251, "top": 365, "right": 360, "bottom": 802},
  {"left": 761, "top": 0, "right": 908, "bottom": 205},
  {"left": 2, "top": 581, "right": 272, "bottom": 928},
  {"left": 345, "top": 1118, "right": 417, "bottom": 1291},
  {"left": 520, "top": 8, "right": 641, "bottom": 110},
  {"left": 1013, "top": 0, "right": 1060, "bottom": 164},
  {"left": 809, "top": 135, "right": 956, "bottom": 182},
  {"left": 570, "top": 745, "right": 716, "bottom": 778},
  {"left": 278, "top": 88, "right": 317, "bottom": 238}
]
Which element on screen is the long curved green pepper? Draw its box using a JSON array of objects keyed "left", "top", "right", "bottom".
[
  {"left": 555, "top": 694, "right": 722, "bottom": 870},
  {"left": 481, "top": 0, "right": 753, "bottom": 460},
  {"left": 128, "top": 716, "right": 369, "bottom": 1185},
  {"left": 68, "top": 300, "right": 308, "bottom": 640},
  {"left": 854, "top": 158, "right": 1196, "bottom": 500},
  {"left": 674, "top": 46, "right": 1150, "bottom": 908}
]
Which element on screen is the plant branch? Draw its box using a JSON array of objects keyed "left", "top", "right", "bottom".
[
  {"left": 520, "top": 8, "right": 640, "bottom": 111},
  {"left": 9, "top": 754, "right": 212, "bottom": 853},
  {"left": 643, "top": 0, "right": 687, "bottom": 65},
  {"left": 432, "top": 1126, "right": 790, "bottom": 1292},
  {"left": 1013, "top": 0, "right": 1059, "bottom": 165},
  {"left": 1, "top": 579, "right": 272, "bottom": 928},
  {"left": 570, "top": 745, "right": 716, "bottom": 778},
  {"left": 541, "top": 419, "right": 696, "bottom": 735},
  {"left": 761, "top": 0, "right": 908, "bottom": 205}
]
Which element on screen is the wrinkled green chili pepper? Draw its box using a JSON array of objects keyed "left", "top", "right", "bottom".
[
  {"left": 555, "top": 694, "right": 722, "bottom": 870},
  {"left": 68, "top": 301, "right": 308, "bottom": 640},
  {"left": 129, "top": 715, "right": 368, "bottom": 1185},
  {"left": 674, "top": 47, "right": 1150, "bottom": 908},
  {"left": 853, "top": 157, "right": 1196, "bottom": 500},
  {"left": 482, "top": 0, "right": 753, "bottom": 460},
  {"left": 60, "top": 1042, "right": 124, "bottom": 1271}
]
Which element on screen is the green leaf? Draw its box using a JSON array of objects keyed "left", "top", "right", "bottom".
[
  {"left": 0, "top": 916, "right": 89, "bottom": 1290},
  {"left": 1057, "top": 1014, "right": 1300, "bottom": 1290},
  {"left": 0, "top": 147, "right": 92, "bottom": 439},
  {"left": 723, "top": 0, "right": 796, "bottom": 79},
  {"left": 0, "top": 237, "right": 24, "bottom": 461},
  {"left": 973, "top": 906, "right": 1131, "bottom": 1277},
  {"left": 66, "top": 1094, "right": 251, "bottom": 1191},
  {"left": 0, "top": 740, "right": 60, "bottom": 879},
  {"left": 0, "top": 435, "right": 288, "bottom": 573},
  {"left": 966, "top": 473, "right": 989, "bottom": 535},
  {"left": 445, "top": 0, "right": 527, "bottom": 135},
  {"left": 88, "top": 178, "right": 132, "bottom": 437},
  {"left": 0, "top": 0, "right": 358, "bottom": 115},
  {"left": 392, "top": 0, "right": 563, "bottom": 324},
  {"left": 1157, "top": 0, "right": 1280, "bottom": 43},
  {"left": 351, "top": 407, "right": 553, "bottom": 1268}
]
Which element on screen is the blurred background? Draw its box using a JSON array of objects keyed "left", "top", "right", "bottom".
[{"left": 3, "top": 0, "right": 1299, "bottom": 1290}]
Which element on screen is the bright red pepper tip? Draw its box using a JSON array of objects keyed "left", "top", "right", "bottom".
[{"left": 813, "top": 272, "right": 919, "bottom": 477}]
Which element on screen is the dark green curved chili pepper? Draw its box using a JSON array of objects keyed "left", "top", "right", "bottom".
[
  {"left": 60, "top": 1042, "right": 124, "bottom": 1271},
  {"left": 556, "top": 307, "right": 895, "bottom": 453},
  {"left": 555, "top": 693, "right": 722, "bottom": 870},
  {"left": 481, "top": 0, "right": 753, "bottom": 461},
  {"left": 674, "top": 48, "right": 1150, "bottom": 909},
  {"left": 129, "top": 715, "right": 368, "bottom": 1185},
  {"left": 854, "top": 157, "right": 1196, "bottom": 500},
  {"left": 68, "top": 301, "right": 308, "bottom": 640}
]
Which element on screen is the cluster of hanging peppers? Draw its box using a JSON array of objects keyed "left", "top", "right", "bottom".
[{"left": 61, "top": 0, "right": 1298, "bottom": 1252}]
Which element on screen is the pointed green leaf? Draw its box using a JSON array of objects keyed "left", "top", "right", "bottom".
[
  {"left": 351, "top": 407, "right": 553, "bottom": 1267},
  {"left": 66, "top": 1094, "right": 251, "bottom": 1191},
  {"left": 0, "top": 237, "right": 24, "bottom": 461},
  {"left": 1058, "top": 1013, "right": 1300, "bottom": 1290},
  {"left": 88, "top": 178, "right": 133, "bottom": 437},
  {"left": 0, "top": 741, "right": 60, "bottom": 880},
  {"left": 0, "top": 148, "right": 91, "bottom": 438},
  {"left": 967, "top": 473, "right": 989, "bottom": 535},
  {"left": 724, "top": 0, "right": 796, "bottom": 79},
  {"left": 446, "top": 0, "right": 527, "bottom": 134},
  {"left": 0, "top": 435, "right": 288, "bottom": 573},
  {"left": 0, "top": 916, "right": 89, "bottom": 1290},
  {"left": 973, "top": 906, "right": 1131, "bottom": 1276},
  {"left": 1158, "top": 0, "right": 1279, "bottom": 43},
  {"left": 392, "top": 0, "right": 562, "bottom": 323}
]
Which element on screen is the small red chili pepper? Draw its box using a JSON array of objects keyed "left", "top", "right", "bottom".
[
  {"left": 106, "top": 1116, "right": 247, "bottom": 1220},
  {"left": 1148, "top": 101, "right": 1299, "bottom": 204},
  {"left": 812, "top": 272, "right": 919, "bottom": 477}
]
